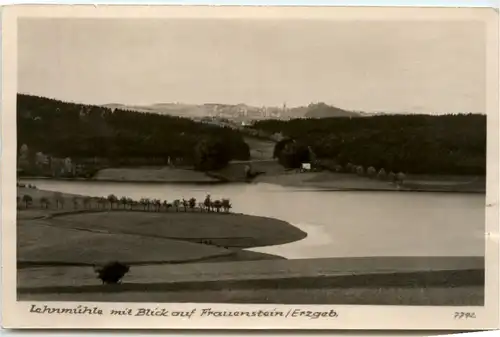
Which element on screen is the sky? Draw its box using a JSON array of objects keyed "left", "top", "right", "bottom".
[{"left": 18, "top": 18, "right": 486, "bottom": 113}]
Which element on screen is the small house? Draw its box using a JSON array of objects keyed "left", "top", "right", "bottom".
[{"left": 301, "top": 163, "right": 311, "bottom": 172}]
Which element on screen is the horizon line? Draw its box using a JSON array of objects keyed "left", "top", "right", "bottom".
[{"left": 17, "top": 92, "right": 486, "bottom": 116}]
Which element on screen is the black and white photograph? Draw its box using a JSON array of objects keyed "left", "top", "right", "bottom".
[{"left": 2, "top": 5, "right": 499, "bottom": 330}]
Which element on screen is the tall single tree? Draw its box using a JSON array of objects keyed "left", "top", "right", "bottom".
[
  {"left": 278, "top": 140, "right": 310, "bottom": 169},
  {"left": 107, "top": 194, "right": 118, "bottom": 209},
  {"left": 204, "top": 195, "right": 212, "bottom": 212},
  {"left": 154, "top": 199, "right": 161, "bottom": 212},
  {"left": 39, "top": 196, "right": 49, "bottom": 209},
  {"left": 53, "top": 192, "right": 64, "bottom": 209},
  {"left": 213, "top": 200, "right": 223, "bottom": 213},
  {"left": 193, "top": 137, "right": 232, "bottom": 171},
  {"left": 182, "top": 198, "right": 188, "bottom": 212},
  {"left": 119, "top": 197, "right": 128, "bottom": 209},
  {"left": 273, "top": 138, "right": 294, "bottom": 159},
  {"left": 98, "top": 197, "right": 107, "bottom": 209},
  {"left": 396, "top": 172, "right": 406, "bottom": 184},
  {"left": 356, "top": 165, "right": 365, "bottom": 176},
  {"left": 139, "top": 198, "right": 146, "bottom": 211},
  {"left": 72, "top": 196, "right": 80, "bottom": 209},
  {"left": 126, "top": 197, "right": 134, "bottom": 210},
  {"left": 173, "top": 199, "right": 181, "bottom": 212},
  {"left": 367, "top": 166, "right": 376, "bottom": 178},
  {"left": 22, "top": 194, "right": 33, "bottom": 208},
  {"left": 221, "top": 198, "right": 232, "bottom": 213},
  {"left": 377, "top": 168, "right": 387, "bottom": 180},
  {"left": 189, "top": 197, "right": 196, "bottom": 211},
  {"left": 83, "top": 196, "right": 92, "bottom": 209}
]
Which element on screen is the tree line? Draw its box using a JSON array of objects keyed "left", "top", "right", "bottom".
[
  {"left": 17, "top": 94, "right": 251, "bottom": 174},
  {"left": 254, "top": 114, "right": 486, "bottom": 175},
  {"left": 17, "top": 189, "right": 233, "bottom": 214}
]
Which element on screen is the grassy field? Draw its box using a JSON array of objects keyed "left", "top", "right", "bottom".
[
  {"left": 16, "top": 187, "right": 484, "bottom": 305},
  {"left": 18, "top": 222, "right": 233, "bottom": 266},
  {"left": 18, "top": 257, "right": 484, "bottom": 305},
  {"left": 18, "top": 285, "right": 483, "bottom": 306},
  {"left": 17, "top": 187, "right": 306, "bottom": 267},
  {"left": 45, "top": 211, "right": 305, "bottom": 246},
  {"left": 252, "top": 170, "right": 486, "bottom": 193},
  {"left": 86, "top": 135, "right": 277, "bottom": 183},
  {"left": 88, "top": 164, "right": 485, "bottom": 193},
  {"left": 243, "top": 136, "right": 276, "bottom": 160},
  {"left": 93, "top": 167, "right": 219, "bottom": 183},
  {"left": 209, "top": 160, "right": 286, "bottom": 182},
  {"left": 19, "top": 256, "right": 484, "bottom": 287}
]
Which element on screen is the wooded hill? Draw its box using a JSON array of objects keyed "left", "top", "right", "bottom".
[
  {"left": 252, "top": 114, "right": 486, "bottom": 175},
  {"left": 17, "top": 94, "right": 251, "bottom": 170}
]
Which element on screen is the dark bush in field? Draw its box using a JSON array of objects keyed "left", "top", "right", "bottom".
[{"left": 94, "top": 261, "right": 130, "bottom": 285}]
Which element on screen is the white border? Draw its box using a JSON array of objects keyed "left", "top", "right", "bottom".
[
  {"left": 1, "top": 5, "right": 499, "bottom": 330},
  {"left": 0, "top": 1, "right": 498, "bottom": 6}
]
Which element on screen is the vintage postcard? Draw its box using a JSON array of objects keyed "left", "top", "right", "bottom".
[{"left": 1, "top": 4, "right": 499, "bottom": 330}]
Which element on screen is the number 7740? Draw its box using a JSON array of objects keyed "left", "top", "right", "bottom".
[{"left": 454, "top": 312, "right": 476, "bottom": 319}]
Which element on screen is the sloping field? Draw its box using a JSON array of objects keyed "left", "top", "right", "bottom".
[
  {"left": 17, "top": 189, "right": 306, "bottom": 267},
  {"left": 19, "top": 285, "right": 483, "bottom": 306},
  {"left": 93, "top": 167, "right": 219, "bottom": 183},
  {"left": 254, "top": 171, "right": 395, "bottom": 190},
  {"left": 212, "top": 160, "right": 285, "bottom": 182},
  {"left": 18, "top": 256, "right": 484, "bottom": 305},
  {"left": 252, "top": 171, "right": 486, "bottom": 193},
  {"left": 45, "top": 211, "right": 305, "bottom": 247},
  {"left": 19, "top": 256, "right": 483, "bottom": 288},
  {"left": 18, "top": 220, "right": 232, "bottom": 266},
  {"left": 243, "top": 136, "right": 276, "bottom": 160}
]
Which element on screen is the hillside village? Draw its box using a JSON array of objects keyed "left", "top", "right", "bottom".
[{"left": 102, "top": 101, "right": 365, "bottom": 123}]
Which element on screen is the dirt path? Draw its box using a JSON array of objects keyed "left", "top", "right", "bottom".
[{"left": 243, "top": 136, "right": 276, "bottom": 160}]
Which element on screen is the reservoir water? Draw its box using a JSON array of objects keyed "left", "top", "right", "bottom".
[{"left": 19, "top": 179, "right": 485, "bottom": 259}]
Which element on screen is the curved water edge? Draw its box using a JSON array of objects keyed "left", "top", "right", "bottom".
[
  {"left": 18, "top": 176, "right": 485, "bottom": 193},
  {"left": 18, "top": 206, "right": 307, "bottom": 266},
  {"left": 19, "top": 176, "right": 230, "bottom": 185},
  {"left": 18, "top": 178, "right": 486, "bottom": 259},
  {"left": 25, "top": 208, "right": 308, "bottom": 248}
]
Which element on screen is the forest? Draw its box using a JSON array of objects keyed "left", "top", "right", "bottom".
[
  {"left": 17, "top": 94, "right": 487, "bottom": 176},
  {"left": 252, "top": 114, "right": 486, "bottom": 175},
  {"left": 17, "top": 94, "right": 250, "bottom": 173}
]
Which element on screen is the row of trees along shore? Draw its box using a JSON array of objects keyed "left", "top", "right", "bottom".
[
  {"left": 273, "top": 138, "right": 408, "bottom": 182},
  {"left": 17, "top": 94, "right": 250, "bottom": 176},
  {"left": 258, "top": 114, "right": 486, "bottom": 175},
  {"left": 17, "top": 190, "right": 232, "bottom": 214}
]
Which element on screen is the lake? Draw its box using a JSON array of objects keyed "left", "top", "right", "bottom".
[{"left": 19, "top": 179, "right": 485, "bottom": 259}]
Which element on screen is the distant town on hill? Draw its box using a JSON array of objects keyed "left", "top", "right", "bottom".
[{"left": 101, "top": 102, "right": 368, "bottom": 121}]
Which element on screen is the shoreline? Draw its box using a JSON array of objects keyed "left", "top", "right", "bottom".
[
  {"left": 19, "top": 174, "right": 486, "bottom": 194},
  {"left": 17, "top": 187, "right": 307, "bottom": 266},
  {"left": 19, "top": 176, "right": 229, "bottom": 185},
  {"left": 17, "top": 188, "right": 484, "bottom": 305}
]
